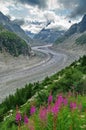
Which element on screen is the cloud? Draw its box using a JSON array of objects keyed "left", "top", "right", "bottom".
[
  {"left": 17, "top": 0, "right": 47, "bottom": 9},
  {"left": 48, "top": 0, "right": 59, "bottom": 10},
  {"left": 22, "top": 23, "right": 44, "bottom": 33},
  {"left": 57, "top": 0, "right": 86, "bottom": 18},
  {"left": 0, "top": 1, "right": 10, "bottom": 14},
  {"left": 70, "top": 0, "right": 86, "bottom": 18},
  {"left": 44, "top": 11, "right": 56, "bottom": 23},
  {"left": 57, "top": 0, "right": 77, "bottom": 9},
  {"left": 12, "top": 19, "right": 25, "bottom": 26},
  {"left": 27, "top": 21, "right": 43, "bottom": 25},
  {"left": 0, "top": 0, "right": 85, "bottom": 33}
]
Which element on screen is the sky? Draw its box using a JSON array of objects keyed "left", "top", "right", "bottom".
[{"left": 0, "top": 0, "right": 86, "bottom": 33}]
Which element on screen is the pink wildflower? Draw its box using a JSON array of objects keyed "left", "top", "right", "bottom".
[
  {"left": 30, "top": 106, "right": 36, "bottom": 115},
  {"left": 70, "top": 102, "right": 77, "bottom": 110},
  {"left": 58, "top": 95, "right": 63, "bottom": 103},
  {"left": 39, "top": 106, "right": 47, "bottom": 121},
  {"left": 52, "top": 105, "right": 59, "bottom": 115},
  {"left": 16, "top": 112, "right": 21, "bottom": 122},
  {"left": 63, "top": 98, "right": 68, "bottom": 106},
  {"left": 24, "top": 114, "right": 29, "bottom": 124},
  {"left": 48, "top": 92, "right": 53, "bottom": 104},
  {"left": 55, "top": 95, "right": 63, "bottom": 109}
]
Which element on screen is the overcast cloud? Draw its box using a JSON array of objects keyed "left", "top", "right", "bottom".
[
  {"left": 0, "top": 0, "right": 85, "bottom": 33},
  {"left": 17, "top": 0, "right": 47, "bottom": 9},
  {"left": 57, "top": 0, "right": 86, "bottom": 18}
]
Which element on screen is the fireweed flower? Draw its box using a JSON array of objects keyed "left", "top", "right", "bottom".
[
  {"left": 30, "top": 106, "right": 36, "bottom": 115},
  {"left": 55, "top": 95, "right": 63, "bottom": 109},
  {"left": 63, "top": 98, "right": 68, "bottom": 106},
  {"left": 39, "top": 106, "right": 47, "bottom": 121},
  {"left": 16, "top": 112, "right": 21, "bottom": 122},
  {"left": 52, "top": 105, "right": 59, "bottom": 115},
  {"left": 70, "top": 102, "right": 77, "bottom": 110},
  {"left": 58, "top": 95, "right": 63, "bottom": 103},
  {"left": 48, "top": 92, "right": 53, "bottom": 104},
  {"left": 24, "top": 114, "right": 29, "bottom": 124}
]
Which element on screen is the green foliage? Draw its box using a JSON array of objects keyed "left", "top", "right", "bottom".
[
  {"left": 81, "top": 55, "right": 86, "bottom": 66},
  {"left": 0, "top": 25, "right": 4, "bottom": 31},
  {"left": 42, "top": 76, "right": 52, "bottom": 86},
  {"left": 0, "top": 26, "right": 30, "bottom": 56},
  {"left": 0, "top": 83, "right": 34, "bottom": 114},
  {"left": 75, "top": 34, "right": 86, "bottom": 44}
]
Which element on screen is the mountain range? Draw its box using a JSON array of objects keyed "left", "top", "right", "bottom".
[
  {"left": 54, "top": 14, "right": 86, "bottom": 54},
  {"left": 33, "top": 27, "right": 65, "bottom": 43},
  {"left": 55, "top": 14, "right": 86, "bottom": 45},
  {"left": 65, "top": 14, "right": 86, "bottom": 37},
  {"left": 0, "top": 11, "right": 31, "bottom": 44},
  {"left": 0, "top": 11, "right": 86, "bottom": 56},
  {"left": 25, "top": 30, "right": 35, "bottom": 39}
]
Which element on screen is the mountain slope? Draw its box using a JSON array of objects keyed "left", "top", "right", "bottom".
[
  {"left": 34, "top": 27, "right": 65, "bottom": 43},
  {"left": 75, "top": 33, "right": 86, "bottom": 44},
  {"left": 0, "top": 12, "right": 31, "bottom": 44},
  {"left": 25, "top": 30, "right": 35, "bottom": 39},
  {"left": 54, "top": 15, "right": 86, "bottom": 54},
  {"left": 0, "top": 25, "right": 30, "bottom": 56},
  {"left": 0, "top": 55, "right": 86, "bottom": 129},
  {"left": 65, "top": 15, "right": 86, "bottom": 37}
]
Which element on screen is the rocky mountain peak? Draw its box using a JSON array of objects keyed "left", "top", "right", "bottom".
[
  {"left": 65, "top": 14, "right": 86, "bottom": 37},
  {"left": 82, "top": 14, "right": 86, "bottom": 22},
  {"left": 79, "top": 14, "right": 86, "bottom": 33}
]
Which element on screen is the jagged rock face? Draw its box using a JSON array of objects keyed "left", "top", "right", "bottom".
[{"left": 0, "top": 12, "right": 31, "bottom": 43}]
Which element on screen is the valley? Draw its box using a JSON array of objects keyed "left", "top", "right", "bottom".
[
  {"left": 0, "top": 1, "right": 86, "bottom": 130},
  {"left": 0, "top": 44, "right": 80, "bottom": 103}
]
